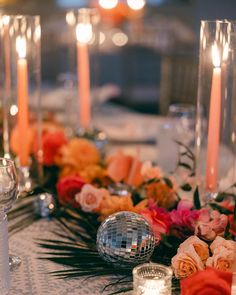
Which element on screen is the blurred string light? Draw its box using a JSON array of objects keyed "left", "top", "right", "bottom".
[
  {"left": 99, "top": 0, "right": 118, "bottom": 9},
  {"left": 99, "top": 31, "right": 106, "bottom": 44},
  {"left": 98, "top": 0, "right": 146, "bottom": 10},
  {"left": 127, "top": 0, "right": 146, "bottom": 10},
  {"left": 112, "top": 30, "right": 128, "bottom": 47}
]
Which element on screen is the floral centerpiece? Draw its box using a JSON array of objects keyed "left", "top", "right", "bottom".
[{"left": 11, "top": 124, "right": 236, "bottom": 294}]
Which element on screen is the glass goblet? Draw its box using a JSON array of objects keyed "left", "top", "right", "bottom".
[{"left": 0, "top": 158, "right": 20, "bottom": 271}]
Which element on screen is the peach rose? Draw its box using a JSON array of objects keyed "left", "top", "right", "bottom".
[
  {"left": 75, "top": 184, "right": 109, "bottom": 213},
  {"left": 171, "top": 244, "right": 204, "bottom": 279},
  {"left": 210, "top": 236, "right": 236, "bottom": 254},
  {"left": 206, "top": 247, "right": 234, "bottom": 272},
  {"left": 98, "top": 194, "right": 147, "bottom": 221},
  {"left": 178, "top": 236, "right": 209, "bottom": 262},
  {"left": 141, "top": 161, "right": 162, "bottom": 180}
]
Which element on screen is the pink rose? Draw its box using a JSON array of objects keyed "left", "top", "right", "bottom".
[
  {"left": 141, "top": 201, "right": 171, "bottom": 243},
  {"left": 75, "top": 184, "right": 109, "bottom": 213},
  {"left": 57, "top": 175, "right": 86, "bottom": 205},
  {"left": 196, "top": 210, "right": 228, "bottom": 241},
  {"left": 206, "top": 247, "right": 234, "bottom": 272},
  {"left": 178, "top": 236, "right": 209, "bottom": 262},
  {"left": 170, "top": 200, "right": 200, "bottom": 239},
  {"left": 141, "top": 161, "right": 162, "bottom": 180},
  {"left": 171, "top": 244, "right": 204, "bottom": 279},
  {"left": 210, "top": 236, "right": 236, "bottom": 254}
]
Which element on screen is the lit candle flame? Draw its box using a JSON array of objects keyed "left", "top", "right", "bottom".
[
  {"left": 212, "top": 44, "right": 220, "bottom": 68},
  {"left": 76, "top": 23, "right": 93, "bottom": 44},
  {"left": 16, "top": 36, "right": 26, "bottom": 59}
]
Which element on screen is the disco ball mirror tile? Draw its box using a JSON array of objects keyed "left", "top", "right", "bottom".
[{"left": 97, "top": 211, "right": 155, "bottom": 268}]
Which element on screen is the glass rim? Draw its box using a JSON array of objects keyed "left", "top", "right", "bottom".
[
  {"left": 1, "top": 14, "right": 40, "bottom": 20},
  {"left": 201, "top": 19, "right": 231, "bottom": 24},
  {"left": 132, "top": 263, "right": 173, "bottom": 281}
]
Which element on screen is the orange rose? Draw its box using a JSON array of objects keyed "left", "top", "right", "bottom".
[
  {"left": 180, "top": 267, "right": 233, "bottom": 295},
  {"left": 98, "top": 194, "right": 147, "bottom": 221},
  {"left": 146, "top": 181, "right": 177, "bottom": 209},
  {"left": 56, "top": 138, "right": 100, "bottom": 174}
]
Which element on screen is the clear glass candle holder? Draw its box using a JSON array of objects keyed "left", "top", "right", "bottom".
[
  {"left": 196, "top": 20, "right": 236, "bottom": 200},
  {"left": 133, "top": 263, "right": 172, "bottom": 295},
  {"left": 1, "top": 15, "right": 42, "bottom": 190},
  {"left": 65, "top": 8, "right": 100, "bottom": 130}
]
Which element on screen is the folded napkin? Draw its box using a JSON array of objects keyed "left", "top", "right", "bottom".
[{"left": 180, "top": 267, "right": 233, "bottom": 295}]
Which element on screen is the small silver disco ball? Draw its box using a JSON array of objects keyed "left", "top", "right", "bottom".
[{"left": 97, "top": 211, "right": 155, "bottom": 268}]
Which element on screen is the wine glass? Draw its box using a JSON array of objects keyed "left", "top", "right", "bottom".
[{"left": 0, "top": 158, "right": 20, "bottom": 271}]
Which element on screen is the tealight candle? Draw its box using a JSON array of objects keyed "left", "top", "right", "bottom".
[{"left": 133, "top": 263, "right": 172, "bottom": 295}]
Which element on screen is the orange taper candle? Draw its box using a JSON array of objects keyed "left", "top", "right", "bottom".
[
  {"left": 205, "top": 44, "right": 221, "bottom": 191},
  {"left": 76, "top": 23, "right": 92, "bottom": 129},
  {"left": 16, "top": 36, "right": 29, "bottom": 166}
]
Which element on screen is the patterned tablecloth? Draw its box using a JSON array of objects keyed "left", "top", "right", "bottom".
[{"left": 9, "top": 220, "right": 123, "bottom": 295}]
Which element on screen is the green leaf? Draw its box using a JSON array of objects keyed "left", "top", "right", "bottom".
[
  {"left": 194, "top": 187, "right": 201, "bottom": 209},
  {"left": 209, "top": 203, "right": 233, "bottom": 215},
  {"left": 162, "top": 177, "right": 173, "bottom": 189},
  {"left": 180, "top": 183, "right": 192, "bottom": 191}
]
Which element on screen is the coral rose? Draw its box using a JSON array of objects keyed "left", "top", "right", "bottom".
[
  {"left": 146, "top": 181, "right": 177, "bottom": 209},
  {"left": 141, "top": 202, "right": 171, "bottom": 242},
  {"left": 206, "top": 247, "right": 234, "bottom": 272},
  {"left": 171, "top": 244, "right": 204, "bottom": 279},
  {"left": 75, "top": 184, "right": 109, "bottom": 213},
  {"left": 57, "top": 175, "right": 86, "bottom": 205},
  {"left": 180, "top": 267, "right": 233, "bottom": 295},
  {"left": 42, "top": 130, "right": 68, "bottom": 166},
  {"left": 177, "top": 236, "right": 209, "bottom": 262},
  {"left": 106, "top": 151, "right": 143, "bottom": 186}
]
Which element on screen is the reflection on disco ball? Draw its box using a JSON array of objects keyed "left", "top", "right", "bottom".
[{"left": 96, "top": 211, "right": 155, "bottom": 268}]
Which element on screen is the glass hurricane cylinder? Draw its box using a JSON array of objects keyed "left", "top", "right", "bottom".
[
  {"left": 196, "top": 20, "right": 236, "bottom": 199},
  {"left": 1, "top": 15, "right": 42, "bottom": 189},
  {"left": 65, "top": 8, "right": 100, "bottom": 130},
  {"left": 133, "top": 263, "right": 172, "bottom": 295}
]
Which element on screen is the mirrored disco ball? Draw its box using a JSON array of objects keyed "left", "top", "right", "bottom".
[{"left": 97, "top": 211, "right": 155, "bottom": 268}]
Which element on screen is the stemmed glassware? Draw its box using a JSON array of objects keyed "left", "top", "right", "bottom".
[{"left": 0, "top": 157, "right": 19, "bottom": 292}]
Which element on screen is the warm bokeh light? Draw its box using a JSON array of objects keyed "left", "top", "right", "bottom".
[
  {"left": 76, "top": 23, "right": 93, "bottom": 44},
  {"left": 10, "top": 105, "right": 18, "bottom": 116},
  {"left": 127, "top": 0, "right": 146, "bottom": 10},
  {"left": 99, "top": 31, "right": 106, "bottom": 44},
  {"left": 99, "top": 0, "right": 118, "bottom": 9},
  {"left": 2, "top": 15, "right": 10, "bottom": 26},
  {"left": 16, "top": 36, "right": 26, "bottom": 59},
  {"left": 112, "top": 31, "right": 128, "bottom": 47},
  {"left": 212, "top": 44, "right": 220, "bottom": 67},
  {"left": 66, "top": 11, "right": 76, "bottom": 26},
  {"left": 223, "top": 42, "right": 229, "bottom": 61}
]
